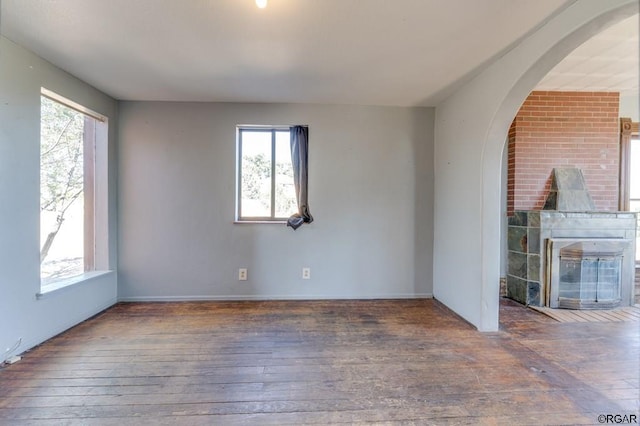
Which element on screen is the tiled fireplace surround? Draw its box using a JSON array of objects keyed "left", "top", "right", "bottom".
[{"left": 507, "top": 210, "right": 637, "bottom": 307}]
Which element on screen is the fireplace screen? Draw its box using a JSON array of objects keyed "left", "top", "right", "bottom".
[
  {"left": 547, "top": 239, "right": 631, "bottom": 310},
  {"left": 558, "top": 255, "right": 621, "bottom": 309}
]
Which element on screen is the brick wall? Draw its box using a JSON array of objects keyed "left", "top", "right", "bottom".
[{"left": 507, "top": 91, "right": 620, "bottom": 215}]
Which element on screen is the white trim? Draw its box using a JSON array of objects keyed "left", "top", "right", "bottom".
[
  {"left": 38, "top": 270, "right": 114, "bottom": 299},
  {"left": 233, "top": 220, "right": 287, "bottom": 225},
  {"left": 119, "top": 293, "right": 434, "bottom": 302},
  {"left": 237, "top": 124, "right": 308, "bottom": 129},
  {"left": 41, "top": 87, "right": 107, "bottom": 122}
]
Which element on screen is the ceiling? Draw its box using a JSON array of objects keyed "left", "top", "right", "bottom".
[
  {"left": 535, "top": 14, "right": 638, "bottom": 96},
  {"left": 0, "top": 0, "right": 636, "bottom": 106}
]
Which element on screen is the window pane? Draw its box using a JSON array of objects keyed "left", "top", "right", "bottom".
[
  {"left": 630, "top": 139, "right": 640, "bottom": 199},
  {"left": 631, "top": 138, "right": 640, "bottom": 262},
  {"left": 240, "top": 131, "right": 272, "bottom": 217},
  {"left": 274, "top": 131, "right": 297, "bottom": 218},
  {"left": 40, "top": 97, "right": 85, "bottom": 283}
]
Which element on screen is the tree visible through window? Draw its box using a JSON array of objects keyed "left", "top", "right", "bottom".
[
  {"left": 40, "top": 95, "right": 97, "bottom": 283},
  {"left": 237, "top": 127, "right": 297, "bottom": 220}
]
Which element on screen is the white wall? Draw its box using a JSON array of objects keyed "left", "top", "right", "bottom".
[
  {"left": 118, "top": 102, "right": 434, "bottom": 300},
  {"left": 620, "top": 94, "right": 639, "bottom": 122},
  {"left": 433, "top": 0, "right": 638, "bottom": 331},
  {"left": 0, "top": 37, "right": 118, "bottom": 358}
]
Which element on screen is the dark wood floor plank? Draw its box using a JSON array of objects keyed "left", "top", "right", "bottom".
[{"left": 1, "top": 298, "right": 638, "bottom": 424}]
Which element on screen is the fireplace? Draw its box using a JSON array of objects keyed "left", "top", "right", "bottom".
[
  {"left": 548, "top": 239, "right": 629, "bottom": 309},
  {"left": 507, "top": 168, "right": 637, "bottom": 309}
]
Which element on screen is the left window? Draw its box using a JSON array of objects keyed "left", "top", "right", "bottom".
[{"left": 40, "top": 90, "right": 106, "bottom": 286}]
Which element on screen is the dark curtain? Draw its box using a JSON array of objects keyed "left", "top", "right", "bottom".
[{"left": 287, "top": 125, "right": 313, "bottom": 230}]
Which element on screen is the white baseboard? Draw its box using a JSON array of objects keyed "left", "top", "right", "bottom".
[
  {"left": 18, "top": 297, "right": 117, "bottom": 357},
  {"left": 118, "top": 293, "right": 434, "bottom": 302}
]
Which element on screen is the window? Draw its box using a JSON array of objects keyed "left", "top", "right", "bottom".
[
  {"left": 630, "top": 136, "right": 640, "bottom": 262},
  {"left": 236, "top": 127, "right": 297, "bottom": 221},
  {"left": 40, "top": 89, "right": 108, "bottom": 287},
  {"left": 619, "top": 118, "right": 639, "bottom": 263}
]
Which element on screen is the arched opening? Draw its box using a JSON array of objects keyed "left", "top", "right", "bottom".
[
  {"left": 499, "top": 15, "right": 638, "bottom": 313},
  {"left": 482, "top": 4, "right": 638, "bottom": 329},
  {"left": 434, "top": 0, "right": 638, "bottom": 332}
]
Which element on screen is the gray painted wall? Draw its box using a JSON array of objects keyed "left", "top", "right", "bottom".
[
  {"left": 118, "top": 102, "right": 434, "bottom": 300},
  {"left": 0, "top": 37, "right": 118, "bottom": 357}
]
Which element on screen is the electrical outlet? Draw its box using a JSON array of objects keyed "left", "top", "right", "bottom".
[
  {"left": 302, "top": 267, "right": 311, "bottom": 279},
  {"left": 238, "top": 268, "right": 248, "bottom": 281}
]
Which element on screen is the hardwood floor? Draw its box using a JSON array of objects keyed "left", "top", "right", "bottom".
[{"left": 1, "top": 298, "right": 638, "bottom": 425}]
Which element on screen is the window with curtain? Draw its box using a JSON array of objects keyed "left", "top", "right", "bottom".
[
  {"left": 235, "top": 125, "right": 312, "bottom": 229},
  {"left": 236, "top": 126, "right": 297, "bottom": 221}
]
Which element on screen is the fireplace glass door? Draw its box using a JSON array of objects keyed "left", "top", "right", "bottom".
[{"left": 558, "top": 255, "right": 622, "bottom": 309}]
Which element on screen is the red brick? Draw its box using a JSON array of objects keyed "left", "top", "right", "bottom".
[{"left": 508, "top": 91, "right": 620, "bottom": 213}]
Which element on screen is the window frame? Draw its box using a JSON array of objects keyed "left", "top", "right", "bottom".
[
  {"left": 619, "top": 117, "right": 640, "bottom": 266},
  {"left": 235, "top": 125, "right": 294, "bottom": 223},
  {"left": 619, "top": 118, "right": 637, "bottom": 211},
  {"left": 39, "top": 88, "right": 110, "bottom": 293},
  {"left": 630, "top": 135, "right": 640, "bottom": 266}
]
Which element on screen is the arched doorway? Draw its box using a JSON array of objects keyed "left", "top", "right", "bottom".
[{"left": 433, "top": 0, "right": 638, "bottom": 331}]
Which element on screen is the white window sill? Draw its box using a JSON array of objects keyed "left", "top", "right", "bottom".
[
  {"left": 234, "top": 220, "right": 287, "bottom": 224},
  {"left": 37, "top": 270, "right": 113, "bottom": 299}
]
